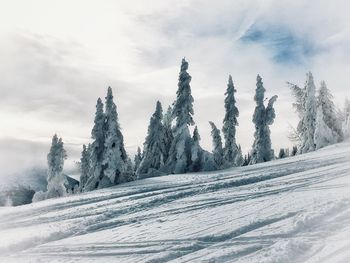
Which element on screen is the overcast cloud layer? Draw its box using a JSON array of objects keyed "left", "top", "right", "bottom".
[{"left": 0, "top": 0, "right": 349, "bottom": 178}]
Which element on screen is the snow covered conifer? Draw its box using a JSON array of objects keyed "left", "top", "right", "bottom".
[
  {"left": 300, "top": 72, "right": 317, "bottom": 153},
  {"left": 137, "top": 101, "right": 166, "bottom": 176},
  {"left": 103, "top": 87, "right": 129, "bottom": 185},
  {"left": 278, "top": 148, "right": 286, "bottom": 159},
  {"left": 234, "top": 144, "right": 244, "bottom": 167},
  {"left": 209, "top": 121, "right": 224, "bottom": 169},
  {"left": 163, "top": 106, "right": 174, "bottom": 162},
  {"left": 317, "top": 81, "right": 343, "bottom": 143},
  {"left": 250, "top": 75, "right": 278, "bottom": 164},
  {"left": 166, "top": 58, "right": 195, "bottom": 174},
  {"left": 46, "top": 134, "right": 67, "bottom": 198},
  {"left": 84, "top": 98, "right": 105, "bottom": 191},
  {"left": 47, "top": 135, "right": 67, "bottom": 181},
  {"left": 288, "top": 82, "right": 306, "bottom": 144},
  {"left": 243, "top": 153, "right": 251, "bottom": 166},
  {"left": 47, "top": 134, "right": 59, "bottom": 181},
  {"left": 190, "top": 126, "right": 203, "bottom": 172},
  {"left": 173, "top": 58, "right": 194, "bottom": 129},
  {"left": 342, "top": 99, "right": 350, "bottom": 138},
  {"left": 314, "top": 106, "right": 337, "bottom": 149},
  {"left": 222, "top": 75, "right": 239, "bottom": 167},
  {"left": 134, "top": 147, "right": 142, "bottom": 172},
  {"left": 79, "top": 144, "right": 90, "bottom": 191}
]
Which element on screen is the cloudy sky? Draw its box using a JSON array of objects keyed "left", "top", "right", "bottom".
[{"left": 0, "top": 0, "right": 349, "bottom": 177}]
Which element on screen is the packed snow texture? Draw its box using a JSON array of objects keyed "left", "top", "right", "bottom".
[{"left": 1, "top": 142, "right": 350, "bottom": 262}]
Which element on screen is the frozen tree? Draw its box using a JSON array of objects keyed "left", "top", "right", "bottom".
[
  {"left": 137, "top": 101, "right": 167, "bottom": 176},
  {"left": 190, "top": 126, "right": 203, "bottom": 172},
  {"left": 343, "top": 99, "right": 350, "bottom": 121},
  {"left": 103, "top": 87, "right": 129, "bottom": 185},
  {"left": 166, "top": 58, "right": 195, "bottom": 174},
  {"left": 134, "top": 147, "right": 142, "bottom": 172},
  {"left": 250, "top": 75, "right": 278, "bottom": 164},
  {"left": 173, "top": 58, "right": 195, "bottom": 129},
  {"left": 340, "top": 99, "right": 350, "bottom": 138},
  {"left": 314, "top": 106, "right": 337, "bottom": 149},
  {"left": 243, "top": 153, "right": 251, "bottom": 166},
  {"left": 79, "top": 144, "right": 90, "bottom": 191},
  {"left": 317, "top": 81, "right": 343, "bottom": 143},
  {"left": 278, "top": 148, "right": 286, "bottom": 159},
  {"left": 124, "top": 157, "right": 136, "bottom": 182},
  {"left": 163, "top": 106, "right": 174, "bottom": 162},
  {"left": 234, "top": 145, "right": 244, "bottom": 167},
  {"left": 291, "top": 146, "right": 298, "bottom": 156},
  {"left": 84, "top": 98, "right": 105, "bottom": 191},
  {"left": 209, "top": 121, "right": 224, "bottom": 169},
  {"left": 300, "top": 72, "right": 317, "bottom": 153},
  {"left": 46, "top": 134, "right": 67, "bottom": 198},
  {"left": 222, "top": 75, "right": 239, "bottom": 167},
  {"left": 288, "top": 82, "right": 305, "bottom": 144}
]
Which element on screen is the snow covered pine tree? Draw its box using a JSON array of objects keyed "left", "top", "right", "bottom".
[
  {"left": 250, "top": 75, "right": 278, "bottom": 164},
  {"left": 222, "top": 75, "right": 241, "bottom": 167},
  {"left": 134, "top": 147, "right": 143, "bottom": 173},
  {"left": 166, "top": 58, "right": 196, "bottom": 174},
  {"left": 33, "top": 134, "right": 68, "bottom": 201},
  {"left": 102, "top": 87, "right": 130, "bottom": 186},
  {"left": 296, "top": 72, "right": 318, "bottom": 153},
  {"left": 209, "top": 121, "right": 224, "bottom": 169},
  {"left": 81, "top": 97, "right": 105, "bottom": 191},
  {"left": 314, "top": 81, "right": 343, "bottom": 149},
  {"left": 79, "top": 144, "right": 90, "bottom": 191},
  {"left": 137, "top": 101, "right": 167, "bottom": 177}
]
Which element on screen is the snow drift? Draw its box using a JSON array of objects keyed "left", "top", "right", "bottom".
[{"left": 1, "top": 142, "right": 350, "bottom": 262}]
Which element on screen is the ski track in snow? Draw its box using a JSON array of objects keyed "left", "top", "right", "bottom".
[{"left": 1, "top": 142, "right": 350, "bottom": 262}]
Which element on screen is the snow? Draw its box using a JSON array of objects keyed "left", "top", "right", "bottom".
[{"left": 1, "top": 142, "right": 350, "bottom": 262}]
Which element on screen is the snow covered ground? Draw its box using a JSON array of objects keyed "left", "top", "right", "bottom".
[{"left": 1, "top": 142, "right": 350, "bottom": 263}]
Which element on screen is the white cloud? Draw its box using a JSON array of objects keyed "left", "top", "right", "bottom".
[{"left": 0, "top": 0, "right": 349, "bottom": 179}]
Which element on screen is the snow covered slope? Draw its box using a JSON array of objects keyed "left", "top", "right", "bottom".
[{"left": 1, "top": 142, "right": 350, "bottom": 263}]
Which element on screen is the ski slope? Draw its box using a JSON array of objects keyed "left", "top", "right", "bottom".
[{"left": 1, "top": 142, "right": 350, "bottom": 263}]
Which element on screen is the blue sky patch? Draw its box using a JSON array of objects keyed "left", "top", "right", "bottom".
[{"left": 240, "top": 23, "right": 317, "bottom": 64}]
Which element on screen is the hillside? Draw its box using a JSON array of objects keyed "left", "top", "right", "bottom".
[{"left": 1, "top": 142, "right": 350, "bottom": 262}]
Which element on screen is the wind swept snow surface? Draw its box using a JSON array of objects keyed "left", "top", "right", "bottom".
[{"left": 2, "top": 143, "right": 350, "bottom": 262}]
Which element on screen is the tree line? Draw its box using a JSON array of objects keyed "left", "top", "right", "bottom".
[{"left": 35, "top": 59, "right": 348, "bottom": 200}]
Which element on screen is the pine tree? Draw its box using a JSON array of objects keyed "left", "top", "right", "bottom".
[
  {"left": 209, "top": 121, "right": 224, "bottom": 169},
  {"left": 317, "top": 81, "right": 343, "bottom": 142},
  {"left": 46, "top": 134, "right": 67, "bottom": 198},
  {"left": 173, "top": 58, "right": 194, "bottom": 129},
  {"left": 134, "top": 147, "right": 142, "bottom": 172},
  {"left": 137, "top": 101, "right": 166, "bottom": 176},
  {"left": 163, "top": 106, "right": 174, "bottom": 162},
  {"left": 79, "top": 144, "right": 90, "bottom": 191},
  {"left": 291, "top": 146, "right": 298, "bottom": 156},
  {"left": 47, "top": 134, "right": 59, "bottom": 181},
  {"left": 166, "top": 58, "right": 195, "bottom": 174},
  {"left": 190, "top": 126, "right": 203, "bottom": 172},
  {"left": 278, "top": 148, "right": 286, "bottom": 159},
  {"left": 342, "top": 99, "right": 350, "bottom": 138},
  {"left": 124, "top": 157, "right": 136, "bottom": 182},
  {"left": 300, "top": 72, "right": 317, "bottom": 153},
  {"left": 222, "top": 75, "right": 239, "bottom": 167},
  {"left": 288, "top": 82, "right": 306, "bottom": 144},
  {"left": 250, "top": 75, "right": 278, "bottom": 164},
  {"left": 314, "top": 105, "right": 337, "bottom": 149},
  {"left": 47, "top": 135, "right": 67, "bottom": 181},
  {"left": 84, "top": 98, "right": 105, "bottom": 191},
  {"left": 234, "top": 144, "right": 244, "bottom": 166},
  {"left": 243, "top": 153, "right": 251, "bottom": 166},
  {"left": 103, "top": 87, "right": 129, "bottom": 185}
]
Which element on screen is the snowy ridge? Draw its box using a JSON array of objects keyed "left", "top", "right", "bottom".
[{"left": 1, "top": 142, "right": 350, "bottom": 262}]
